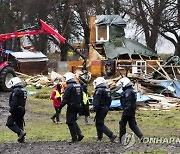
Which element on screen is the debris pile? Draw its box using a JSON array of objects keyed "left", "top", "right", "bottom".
[
  {"left": 25, "top": 75, "right": 53, "bottom": 86},
  {"left": 108, "top": 77, "right": 180, "bottom": 111},
  {"left": 106, "top": 56, "right": 180, "bottom": 111},
  {"left": 22, "top": 55, "right": 180, "bottom": 111}
]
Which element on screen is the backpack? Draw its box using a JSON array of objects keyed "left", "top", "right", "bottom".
[{"left": 72, "top": 84, "right": 83, "bottom": 112}]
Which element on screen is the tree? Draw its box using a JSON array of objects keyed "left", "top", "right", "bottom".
[
  {"left": 158, "top": 0, "right": 180, "bottom": 56},
  {"left": 120, "top": 0, "right": 166, "bottom": 52},
  {"left": 120, "top": 0, "right": 179, "bottom": 56},
  {"left": 0, "top": 1, "right": 19, "bottom": 50},
  {"left": 50, "top": 0, "right": 73, "bottom": 60},
  {"left": 21, "top": 0, "right": 58, "bottom": 54}
]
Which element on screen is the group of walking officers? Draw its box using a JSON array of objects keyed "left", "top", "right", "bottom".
[{"left": 6, "top": 72, "right": 143, "bottom": 143}]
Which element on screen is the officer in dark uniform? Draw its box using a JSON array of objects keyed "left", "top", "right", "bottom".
[
  {"left": 6, "top": 77, "right": 27, "bottom": 143},
  {"left": 93, "top": 77, "right": 117, "bottom": 142},
  {"left": 117, "top": 77, "right": 143, "bottom": 143},
  {"left": 59, "top": 72, "right": 84, "bottom": 143}
]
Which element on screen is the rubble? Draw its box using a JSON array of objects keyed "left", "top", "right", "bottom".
[
  {"left": 25, "top": 75, "right": 53, "bottom": 86},
  {"left": 22, "top": 56, "right": 180, "bottom": 111},
  {"left": 105, "top": 56, "right": 180, "bottom": 110}
]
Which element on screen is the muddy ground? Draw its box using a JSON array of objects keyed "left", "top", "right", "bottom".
[{"left": 0, "top": 92, "right": 180, "bottom": 154}]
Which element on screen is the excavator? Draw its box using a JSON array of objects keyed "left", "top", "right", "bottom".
[{"left": 0, "top": 20, "right": 90, "bottom": 91}]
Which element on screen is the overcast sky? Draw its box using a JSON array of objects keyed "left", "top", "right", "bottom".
[{"left": 124, "top": 22, "right": 175, "bottom": 54}]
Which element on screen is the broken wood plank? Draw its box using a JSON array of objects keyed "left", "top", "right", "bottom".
[
  {"left": 138, "top": 54, "right": 168, "bottom": 79},
  {"left": 15, "top": 71, "right": 33, "bottom": 78},
  {"left": 171, "top": 64, "right": 177, "bottom": 80},
  {"left": 156, "top": 61, "right": 171, "bottom": 80}
]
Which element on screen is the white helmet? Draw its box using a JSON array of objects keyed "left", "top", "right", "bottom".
[
  {"left": 117, "top": 77, "right": 132, "bottom": 88},
  {"left": 63, "top": 72, "right": 75, "bottom": 82},
  {"left": 8, "top": 77, "right": 22, "bottom": 88},
  {"left": 93, "top": 77, "right": 106, "bottom": 88}
]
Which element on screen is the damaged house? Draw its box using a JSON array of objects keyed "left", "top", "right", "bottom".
[
  {"left": 69, "top": 15, "right": 180, "bottom": 110},
  {"left": 88, "top": 15, "right": 163, "bottom": 77},
  {"left": 69, "top": 15, "right": 165, "bottom": 78}
]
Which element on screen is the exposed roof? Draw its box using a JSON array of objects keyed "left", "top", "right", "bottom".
[
  {"left": 10, "top": 51, "right": 48, "bottom": 62},
  {"left": 95, "top": 15, "right": 126, "bottom": 27},
  {"left": 104, "top": 37, "right": 158, "bottom": 58}
]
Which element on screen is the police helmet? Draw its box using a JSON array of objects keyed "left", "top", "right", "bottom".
[
  {"left": 117, "top": 77, "right": 132, "bottom": 88},
  {"left": 63, "top": 72, "right": 75, "bottom": 82},
  {"left": 8, "top": 77, "right": 22, "bottom": 88},
  {"left": 93, "top": 77, "right": 106, "bottom": 88}
]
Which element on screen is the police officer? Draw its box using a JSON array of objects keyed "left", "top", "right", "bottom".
[
  {"left": 6, "top": 77, "right": 27, "bottom": 143},
  {"left": 116, "top": 77, "right": 143, "bottom": 143},
  {"left": 93, "top": 77, "right": 116, "bottom": 142},
  {"left": 59, "top": 72, "right": 84, "bottom": 143}
]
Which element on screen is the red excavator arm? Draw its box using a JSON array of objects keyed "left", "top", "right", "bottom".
[
  {"left": 0, "top": 20, "right": 90, "bottom": 82},
  {"left": 0, "top": 20, "right": 87, "bottom": 67},
  {"left": 0, "top": 20, "right": 87, "bottom": 69},
  {"left": 0, "top": 20, "right": 66, "bottom": 44}
]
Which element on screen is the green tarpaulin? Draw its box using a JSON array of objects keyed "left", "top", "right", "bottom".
[
  {"left": 104, "top": 37, "right": 158, "bottom": 58},
  {"left": 95, "top": 15, "right": 158, "bottom": 59}
]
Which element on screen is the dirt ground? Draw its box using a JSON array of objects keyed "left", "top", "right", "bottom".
[
  {"left": 0, "top": 92, "right": 180, "bottom": 154},
  {"left": 0, "top": 141, "right": 179, "bottom": 154}
]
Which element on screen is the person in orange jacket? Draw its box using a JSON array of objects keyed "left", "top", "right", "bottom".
[{"left": 50, "top": 83, "right": 62, "bottom": 124}]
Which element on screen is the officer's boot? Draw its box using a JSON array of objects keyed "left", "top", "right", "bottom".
[
  {"left": 18, "top": 136, "right": 25, "bottom": 143},
  {"left": 130, "top": 124, "right": 143, "bottom": 142},
  {"left": 75, "top": 122, "right": 84, "bottom": 141},
  {"left": 18, "top": 130, "right": 26, "bottom": 142},
  {"left": 97, "top": 131, "right": 103, "bottom": 142},
  {"left": 101, "top": 125, "right": 117, "bottom": 142},
  {"left": 110, "top": 134, "right": 117, "bottom": 142},
  {"left": 68, "top": 124, "right": 77, "bottom": 142}
]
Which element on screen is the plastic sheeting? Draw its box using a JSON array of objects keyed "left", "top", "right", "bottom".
[
  {"left": 109, "top": 89, "right": 152, "bottom": 109},
  {"left": 104, "top": 38, "right": 158, "bottom": 59},
  {"left": 158, "top": 80, "right": 180, "bottom": 98}
]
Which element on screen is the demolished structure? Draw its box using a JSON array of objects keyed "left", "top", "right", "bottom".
[
  {"left": 19, "top": 15, "right": 180, "bottom": 111},
  {"left": 84, "top": 15, "right": 179, "bottom": 110},
  {"left": 69, "top": 15, "right": 163, "bottom": 78}
]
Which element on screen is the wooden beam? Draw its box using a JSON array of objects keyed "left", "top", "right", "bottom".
[
  {"left": 156, "top": 61, "right": 171, "bottom": 80},
  {"left": 171, "top": 64, "right": 177, "bottom": 80},
  {"left": 15, "top": 71, "right": 33, "bottom": 78},
  {"left": 138, "top": 54, "right": 168, "bottom": 79}
]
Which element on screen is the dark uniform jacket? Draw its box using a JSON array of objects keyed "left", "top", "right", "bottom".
[
  {"left": 120, "top": 85, "right": 137, "bottom": 116},
  {"left": 60, "top": 79, "right": 83, "bottom": 124},
  {"left": 93, "top": 83, "right": 111, "bottom": 112},
  {"left": 9, "top": 85, "right": 27, "bottom": 116},
  {"left": 60, "top": 79, "right": 83, "bottom": 112}
]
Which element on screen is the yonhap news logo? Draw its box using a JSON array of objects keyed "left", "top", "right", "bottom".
[
  {"left": 121, "top": 133, "right": 180, "bottom": 149},
  {"left": 121, "top": 133, "right": 136, "bottom": 149},
  {"left": 142, "top": 137, "right": 180, "bottom": 144}
]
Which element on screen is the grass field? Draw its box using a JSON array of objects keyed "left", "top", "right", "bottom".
[{"left": 0, "top": 86, "right": 179, "bottom": 153}]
